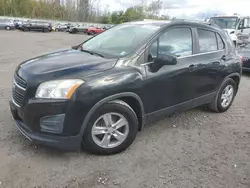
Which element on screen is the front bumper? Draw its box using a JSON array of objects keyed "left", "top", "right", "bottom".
[
  {"left": 14, "top": 119, "right": 81, "bottom": 150},
  {"left": 10, "top": 100, "right": 82, "bottom": 150},
  {"left": 242, "top": 66, "right": 250, "bottom": 72}
]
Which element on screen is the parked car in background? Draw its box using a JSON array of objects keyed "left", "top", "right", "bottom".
[
  {"left": 69, "top": 24, "right": 89, "bottom": 34},
  {"left": 20, "top": 21, "right": 52, "bottom": 32},
  {"left": 86, "top": 26, "right": 104, "bottom": 35},
  {"left": 54, "top": 23, "right": 68, "bottom": 32},
  {"left": 0, "top": 19, "right": 15, "bottom": 30},
  {"left": 65, "top": 23, "right": 73, "bottom": 32},
  {"left": 237, "top": 34, "right": 250, "bottom": 72},
  {"left": 16, "top": 20, "right": 29, "bottom": 30},
  {"left": 103, "top": 25, "right": 112, "bottom": 30},
  {"left": 13, "top": 19, "right": 23, "bottom": 29},
  {"left": 10, "top": 20, "right": 241, "bottom": 154}
]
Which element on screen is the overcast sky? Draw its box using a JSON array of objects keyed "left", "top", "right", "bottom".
[{"left": 100, "top": 0, "right": 250, "bottom": 19}]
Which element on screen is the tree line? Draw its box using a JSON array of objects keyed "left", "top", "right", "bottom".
[{"left": 0, "top": 0, "right": 169, "bottom": 23}]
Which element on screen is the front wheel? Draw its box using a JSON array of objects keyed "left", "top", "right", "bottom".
[
  {"left": 82, "top": 100, "right": 138, "bottom": 154},
  {"left": 209, "top": 78, "right": 237, "bottom": 112},
  {"left": 43, "top": 28, "right": 49, "bottom": 33}
]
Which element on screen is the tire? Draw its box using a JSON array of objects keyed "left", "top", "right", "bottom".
[
  {"left": 82, "top": 100, "right": 138, "bottom": 154},
  {"left": 5, "top": 26, "right": 11, "bottom": 30},
  {"left": 23, "top": 27, "right": 29, "bottom": 32},
  {"left": 72, "top": 29, "right": 78, "bottom": 34},
  {"left": 209, "top": 78, "right": 237, "bottom": 112},
  {"left": 43, "top": 28, "right": 49, "bottom": 33},
  {"left": 90, "top": 31, "right": 95, "bottom": 35}
]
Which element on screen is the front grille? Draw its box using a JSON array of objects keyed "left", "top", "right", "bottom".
[
  {"left": 12, "top": 74, "right": 27, "bottom": 107},
  {"left": 12, "top": 89, "right": 25, "bottom": 107},
  {"left": 14, "top": 74, "right": 27, "bottom": 89}
]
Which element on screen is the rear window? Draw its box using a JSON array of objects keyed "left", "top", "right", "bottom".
[{"left": 197, "top": 29, "right": 217, "bottom": 53}]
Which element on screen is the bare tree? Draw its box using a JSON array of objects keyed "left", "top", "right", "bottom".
[{"left": 78, "top": 0, "right": 89, "bottom": 21}]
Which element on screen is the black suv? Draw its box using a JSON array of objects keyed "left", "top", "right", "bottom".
[
  {"left": 20, "top": 21, "right": 52, "bottom": 32},
  {"left": 10, "top": 20, "right": 241, "bottom": 154}
]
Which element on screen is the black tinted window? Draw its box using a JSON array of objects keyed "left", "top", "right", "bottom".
[
  {"left": 216, "top": 33, "right": 224, "bottom": 50},
  {"left": 198, "top": 29, "right": 217, "bottom": 53},
  {"left": 149, "top": 28, "right": 192, "bottom": 60}
]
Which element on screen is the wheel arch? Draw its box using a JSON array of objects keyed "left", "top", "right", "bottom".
[
  {"left": 80, "top": 92, "right": 145, "bottom": 136},
  {"left": 224, "top": 72, "right": 241, "bottom": 93}
]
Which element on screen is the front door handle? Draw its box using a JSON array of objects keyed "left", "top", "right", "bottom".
[
  {"left": 188, "top": 64, "right": 196, "bottom": 71},
  {"left": 221, "top": 55, "right": 227, "bottom": 61}
]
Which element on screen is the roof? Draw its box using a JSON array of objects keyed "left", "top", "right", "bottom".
[
  {"left": 126, "top": 20, "right": 171, "bottom": 26},
  {"left": 210, "top": 15, "right": 242, "bottom": 18},
  {"left": 124, "top": 19, "right": 221, "bottom": 31}
]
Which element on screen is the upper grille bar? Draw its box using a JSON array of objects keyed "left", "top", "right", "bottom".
[{"left": 14, "top": 74, "right": 27, "bottom": 90}]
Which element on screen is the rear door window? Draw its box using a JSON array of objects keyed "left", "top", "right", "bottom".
[{"left": 197, "top": 29, "right": 217, "bottom": 53}]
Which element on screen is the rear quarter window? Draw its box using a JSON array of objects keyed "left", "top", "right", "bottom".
[{"left": 216, "top": 33, "right": 225, "bottom": 50}]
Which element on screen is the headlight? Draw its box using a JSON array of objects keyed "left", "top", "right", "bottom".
[{"left": 35, "top": 79, "right": 84, "bottom": 99}]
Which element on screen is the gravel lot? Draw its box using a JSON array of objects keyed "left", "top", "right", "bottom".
[{"left": 0, "top": 30, "right": 250, "bottom": 188}]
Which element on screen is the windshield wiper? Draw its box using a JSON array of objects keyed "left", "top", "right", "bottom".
[{"left": 80, "top": 48, "right": 104, "bottom": 58}]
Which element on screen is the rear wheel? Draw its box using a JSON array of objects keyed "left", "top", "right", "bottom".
[
  {"left": 72, "top": 29, "right": 78, "bottom": 34},
  {"left": 5, "top": 26, "right": 11, "bottom": 30},
  {"left": 209, "top": 78, "right": 237, "bottom": 112},
  {"left": 82, "top": 100, "right": 138, "bottom": 154}
]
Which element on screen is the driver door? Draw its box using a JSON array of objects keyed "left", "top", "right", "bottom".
[
  {"left": 142, "top": 27, "right": 197, "bottom": 117},
  {"left": 237, "top": 18, "right": 250, "bottom": 34}
]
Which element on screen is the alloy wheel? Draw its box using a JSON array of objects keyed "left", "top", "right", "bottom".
[
  {"left": 91, "top": 112, "right": 129, "bottom": 149},
  {"left": 221, "top": 85, "right": 234, "bottom": 108}
]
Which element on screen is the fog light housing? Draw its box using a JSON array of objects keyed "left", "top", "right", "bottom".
[{"left": 40, "top": 114, "right": 65, "bottom": 133}]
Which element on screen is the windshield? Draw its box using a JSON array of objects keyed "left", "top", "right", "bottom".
[
  {"left": 210, "top": 17, "right": 238, "bottom": 29},
  {"left": 81, "top": 23, "right": 161, "bottom": 58}
]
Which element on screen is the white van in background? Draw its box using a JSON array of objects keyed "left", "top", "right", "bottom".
[{"left": 209, "top": 15, "right": 250, "bottom": 45}]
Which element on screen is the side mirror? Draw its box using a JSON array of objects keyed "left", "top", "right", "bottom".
[
  {"left": 148, "top": 53, "right": 177, "bottom": 73},
  {"left": 71, "top": 44, "right": 80, "bottom": 50},
  {"left": 154, "top": 53, "right": 177, "bottom": 66},
  {"left": 230, "top": 31, "right": 235, "bottom": 34}
]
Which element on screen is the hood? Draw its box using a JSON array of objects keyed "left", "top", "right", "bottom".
[
  {"left": 223, "top": 29, "right": 237, "bottom": 41},
  {"left": 224, "top": 29, "right": 235, "bottom": 34},
  {"left": 237, "top": 44, "right": 250, "bottom": 57},
  {"left": 18, "top": 49, "right": 117, "bottom": 81}
]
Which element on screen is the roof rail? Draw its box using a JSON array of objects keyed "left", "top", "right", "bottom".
[
  {"left": 172, "top": 19, "right": 207, "bottom": 24},
  {"left": 172, "top": 19, "right": 221, "bottom": 29}
]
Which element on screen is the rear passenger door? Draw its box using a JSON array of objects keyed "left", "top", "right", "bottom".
[{"left": 190, "top": 28, "right": 225, "bottom": 101}]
